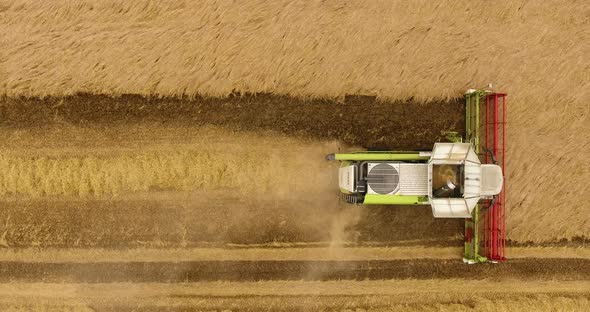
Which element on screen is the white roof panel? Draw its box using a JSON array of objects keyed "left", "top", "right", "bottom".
[
  {"left": 430, "top": 198, "right": 471, "bottom": 218},
  {"left": 431, "top": 143, "right": 472, "bottom": 162}
]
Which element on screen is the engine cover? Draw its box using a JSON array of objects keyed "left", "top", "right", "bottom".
[{"left": 366, "top": 163, "right": 400, "bottom": 195}]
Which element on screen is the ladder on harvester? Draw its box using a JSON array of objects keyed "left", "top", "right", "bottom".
[{"left": 464, "top": 89, "right": 507, "bottom": 263}]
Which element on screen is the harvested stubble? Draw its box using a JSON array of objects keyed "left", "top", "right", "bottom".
[
  {"left": 0, "top": 151, "right": 266, "bottom": 197},
  {"left": 0, "top": 126, "right": 464, "bottom": 247},
  {"left": 0, "top": 138, "right": 337, "bottom": 199}
]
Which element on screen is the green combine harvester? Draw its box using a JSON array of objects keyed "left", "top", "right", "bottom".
[{"left": 326, "top": 88, "right": 507, "bottom": 263}]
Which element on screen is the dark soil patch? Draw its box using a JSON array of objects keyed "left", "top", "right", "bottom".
[
  {"left": 0, "top": 94, "right": 464, "bottom": 150},
  {"left": 0, "top": 258, "right": 586, "bottom": 282}
]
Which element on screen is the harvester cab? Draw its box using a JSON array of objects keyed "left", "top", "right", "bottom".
[{"left": 326, "top": 88, "right": 507, "bottom": 263}]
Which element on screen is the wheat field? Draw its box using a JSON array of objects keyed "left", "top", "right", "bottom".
[{"left": 1, "top": 0, "right": 589, "bottom": 243}]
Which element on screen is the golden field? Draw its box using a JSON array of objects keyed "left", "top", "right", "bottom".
[
  {"left": 1, "top": 0, "right": 589, "bottom": 244},
  {"left": 1, "top": 2, "right": 589, "bottom": 310},
  {"left": 1, "top": 1, "right": 589, "bottom": 242}
]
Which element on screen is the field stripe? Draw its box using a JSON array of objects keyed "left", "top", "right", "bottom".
[
  {"left": 0, "top": 280, "right": 588, "bottom": 311},
  {"left": 0, "top": 247, "right": 587, "bottom": 263},
  {"left": 2, "top": 280, "right": 589, "bottom": 297},
  {"left": 0, "top": 259, "right": 587, "bottom": 282}
]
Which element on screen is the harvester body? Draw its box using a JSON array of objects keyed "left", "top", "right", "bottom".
[{"left": 327, "top": 143, "right": 503, "bottom": 218}]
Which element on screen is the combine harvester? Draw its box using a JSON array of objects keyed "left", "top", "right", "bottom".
[{"left": 326, "top": 88, "right": 507, "bottom": 263}]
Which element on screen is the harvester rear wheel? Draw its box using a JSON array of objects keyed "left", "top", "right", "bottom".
[{"left": 340, "top": 192, "right": 364, "bottom": 205}]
